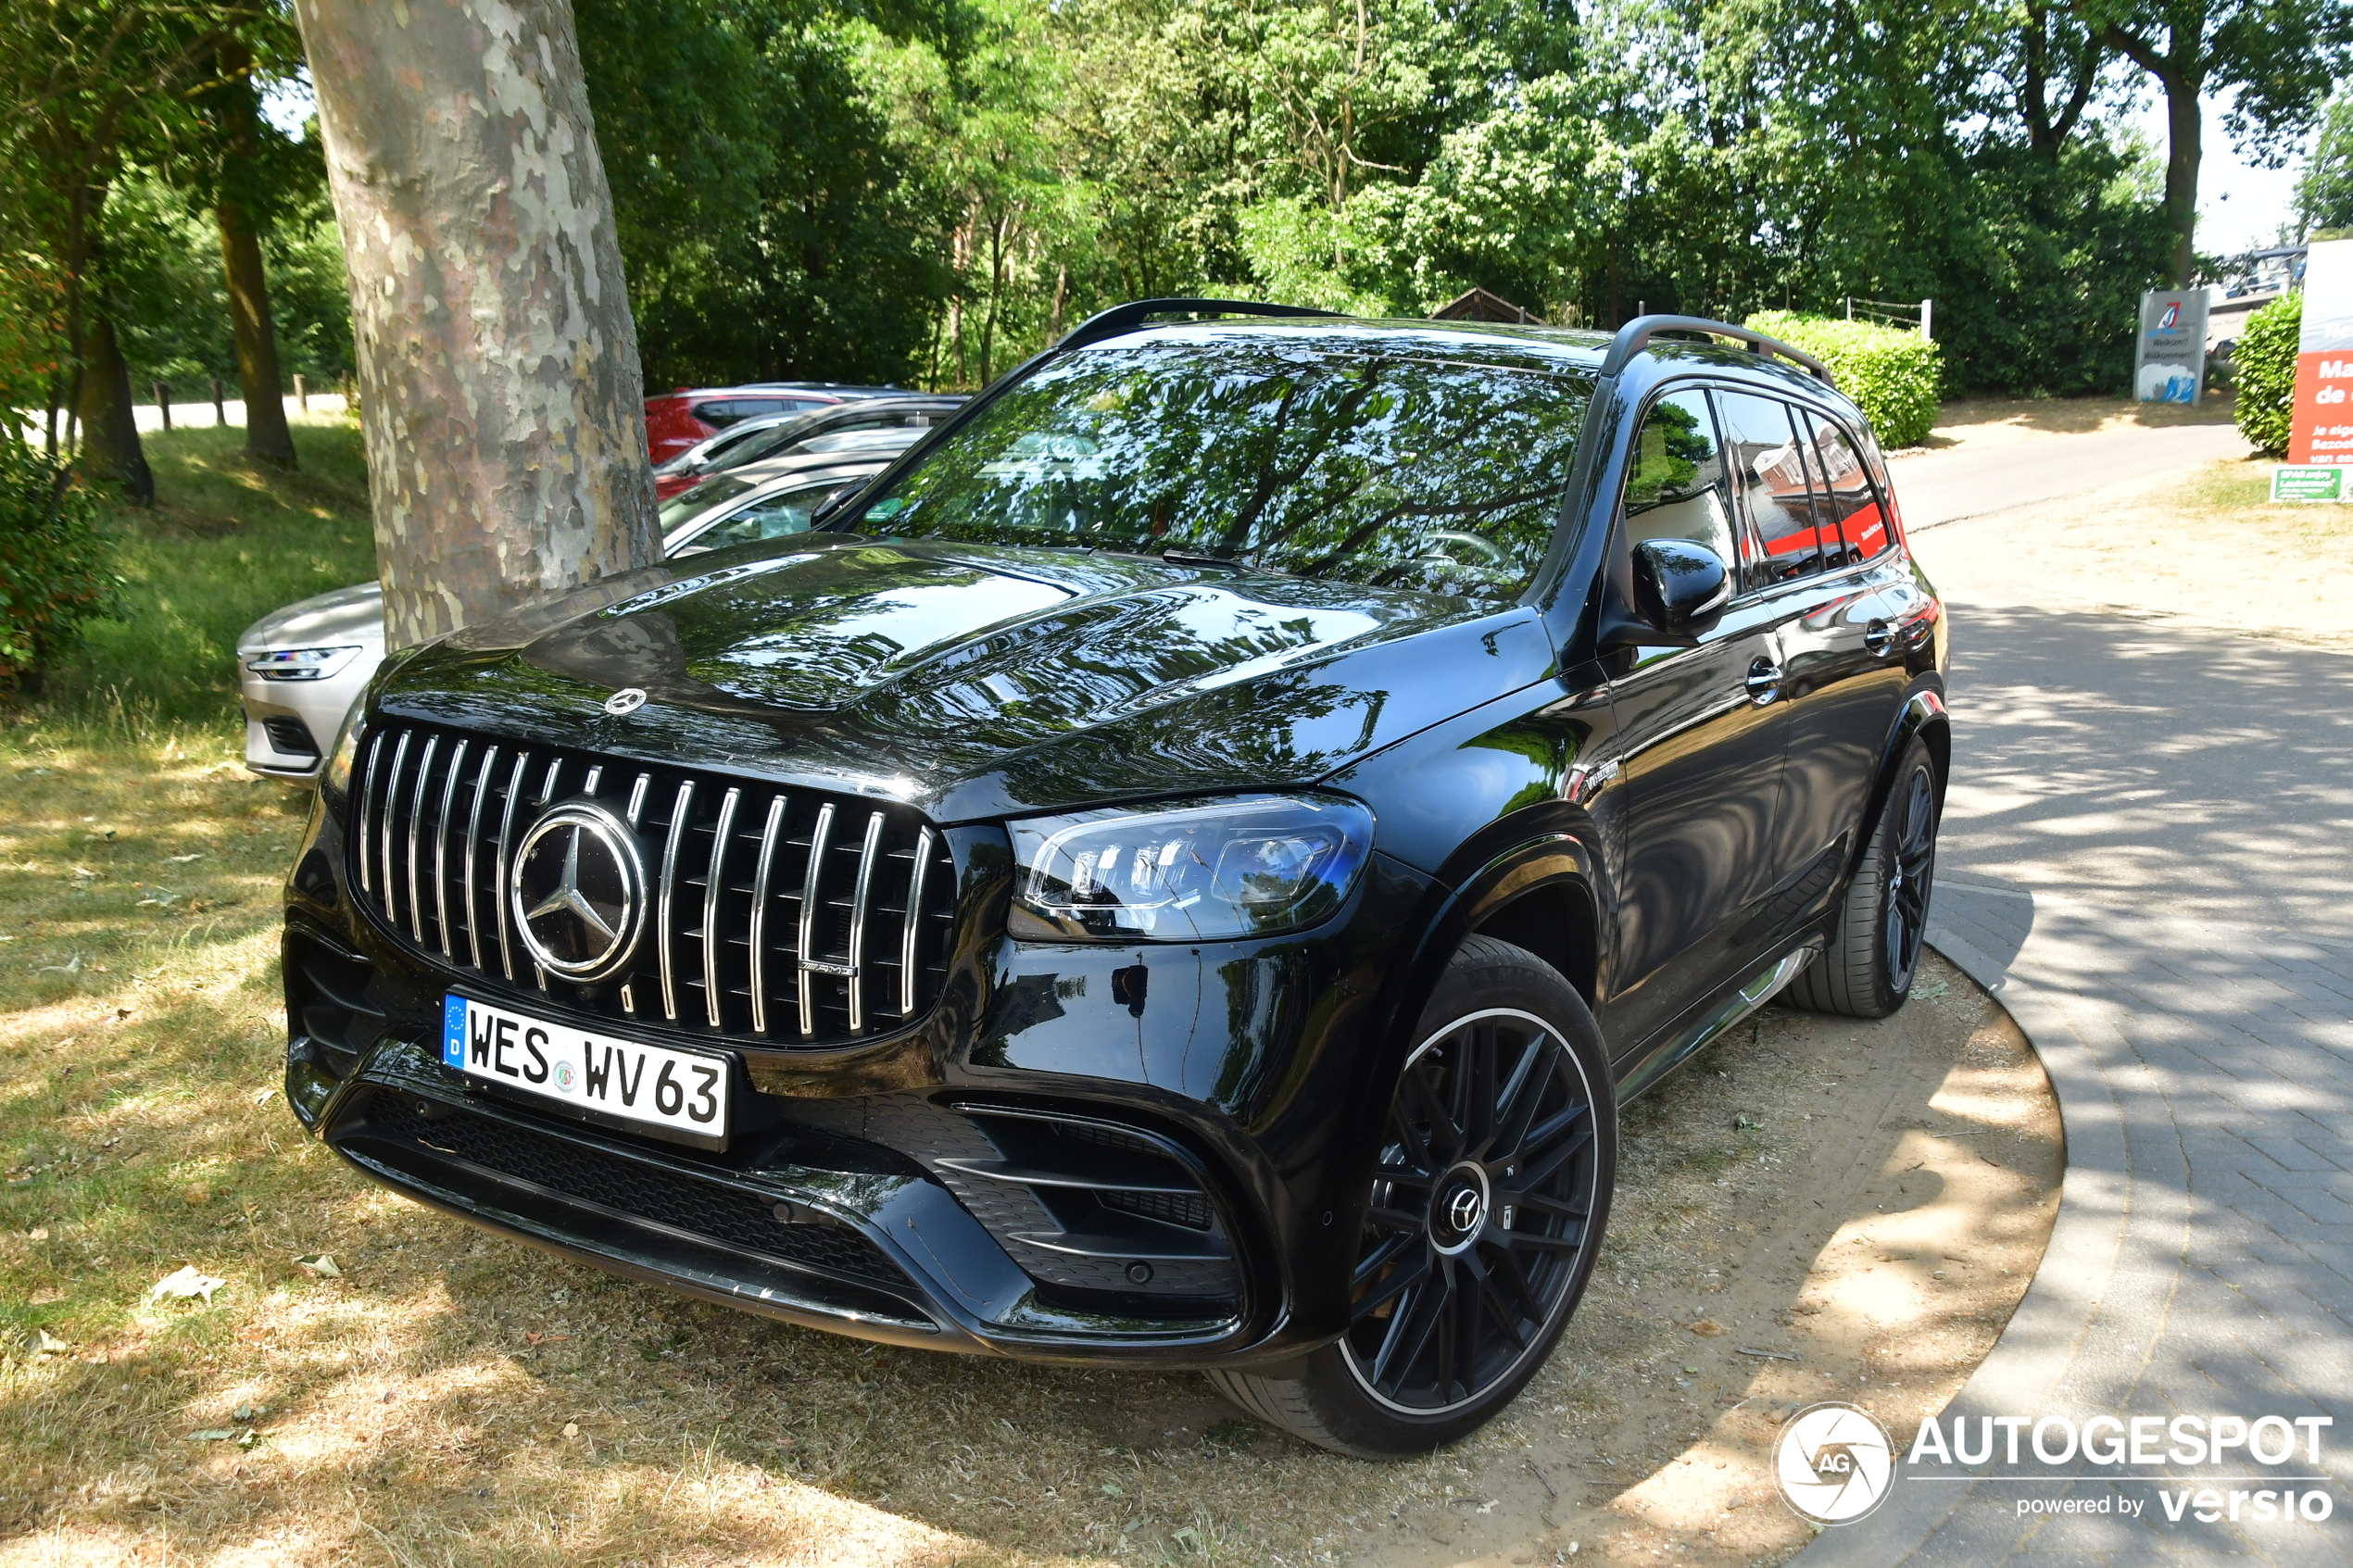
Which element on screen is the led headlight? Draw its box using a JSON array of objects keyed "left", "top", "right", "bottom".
[
  {"left": 1008, "top": 795, "right": 1374, "bottom": 942},
  {"left": 245, "top": 646, "right": 363, "bottom": 682}
]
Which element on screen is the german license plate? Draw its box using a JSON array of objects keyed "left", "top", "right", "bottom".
[{"left": 441, "top": 995, "right": 730, "bottom": 1140}]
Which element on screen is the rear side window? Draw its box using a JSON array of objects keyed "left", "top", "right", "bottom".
[
  {"left": 695, "top": 398, "right": 795, "bottom": 429},
  {"left": 1620, "top": 389, "right": 1737, "bottom": 569},
  {"left": 1716, "top": 391, "right": 1831, "bottom": 589},
  {"left": 683, "top": 483, "right": 842, "bottom": 551},
  {"left": 1801, "top": 410, "right": 1891, "bottom": 562}
]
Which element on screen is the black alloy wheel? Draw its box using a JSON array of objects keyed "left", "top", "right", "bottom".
[
  {"left": 1342, "top": 1007, "right": 1599, "bottom": 1413},
  {"left": 1882, "top": 759, "right": 1937, "bottom": 993},
  {"left": 1787, "top": 734, "right": 1942, "bottom": 1019},
  {"left": 1207, "top": 937, "right": 1616, "bottom": 1456}
]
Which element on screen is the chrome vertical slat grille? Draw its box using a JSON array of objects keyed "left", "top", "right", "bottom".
[
  {"left": 798, "top": 803, "right": 835, "bottom": 1040},
  {"left": 346, "top": 721, "right": 958, "bottom": 1050},
  {"left": 749, "top": 794, "right": 786, "bottom": 1035},
  {"left": 658, "top": 782, "right": 695, "bottom": 1021},
  {"left": 846, "top": 811, "right": 884, "bottom": 1034},
  {"left": 433, "top": 738, "right": 468, "bottom": 959}
]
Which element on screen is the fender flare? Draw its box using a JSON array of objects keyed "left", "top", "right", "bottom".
[{"left": 1850, "top": 682, "right": 1950, "bottom": 881}]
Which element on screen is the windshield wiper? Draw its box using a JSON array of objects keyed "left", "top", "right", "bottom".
[{"left": 1162, "top": 548, "right": 1243, "bottom": 571}]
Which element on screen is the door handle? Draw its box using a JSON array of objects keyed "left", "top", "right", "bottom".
[
  {"left": 1864, "top": 620, "right": 1894, "bottom": 655},
  {"left": 1744, "top": 658, "right": 1781, "bottom": 704}
]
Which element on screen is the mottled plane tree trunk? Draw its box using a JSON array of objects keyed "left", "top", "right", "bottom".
[{"left": 290, "top": 0, "right": 660, "bottom": 651}]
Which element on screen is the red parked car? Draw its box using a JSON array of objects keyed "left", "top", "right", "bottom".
[{"left": 643, "top": 383, "right": 908, "bottom": 465}]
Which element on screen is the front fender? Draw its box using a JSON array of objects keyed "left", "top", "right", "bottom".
[{"left": 1851, "top": 682, "right": 1950, "bottom": 881}]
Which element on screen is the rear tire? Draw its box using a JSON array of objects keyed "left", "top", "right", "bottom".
[
  {"left": 1205, "top": 935, "right": 1616, "bottom": 1457},
  {"left": 1787, "top": 735, "right": 1941, "bottom": 1019}
]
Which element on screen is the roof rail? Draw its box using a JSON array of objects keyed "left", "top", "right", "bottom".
[
  {"left": 1057, "top": 297, "right": 1348, "bottom": 354},
  {"left": 1599, "top": 314, "right": 1834, "bottom": 386}
]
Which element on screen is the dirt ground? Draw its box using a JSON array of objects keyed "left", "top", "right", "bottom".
[
  {"left": 1909, "top": 456, "right": 2353, "bottom": 654},
  {"left": 0, "top": 721, "right": 2064, "bottom": 1568},
  {"left": 1896, "top": 390, "right": 2236, "bottom": 453}
]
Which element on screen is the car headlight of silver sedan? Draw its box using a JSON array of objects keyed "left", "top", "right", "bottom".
[
  {"left": 245, "top": 646, "right": 365, "bottom": 682},
  {"left": 1007, "top": 794, "right": 1374, "bottom": 942}
]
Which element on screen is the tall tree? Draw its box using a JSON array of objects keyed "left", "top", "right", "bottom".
[
  {"left": 290, "top": 0, "right": 661, "bottom": 650},
  {"left": 0, "top": 0, "right": 261, "bottom": 499},
  {"left": 205, "top": 39, "right": 296, "bottom": 467},
  {"left": 2072, "top": 0, "right": 2353, "bottom": 282}
]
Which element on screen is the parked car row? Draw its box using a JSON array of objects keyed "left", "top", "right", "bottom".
[
  {"left": 237, "top": 408, "right": 945, "bottom": 780},
  {"left": 642, "top": 382, "right": 912, "bottom": 464}
]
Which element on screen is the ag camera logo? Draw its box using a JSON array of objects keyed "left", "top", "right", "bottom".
[{"left": 1775, "top": 1401, "right": 1895, "bottom": 1525}]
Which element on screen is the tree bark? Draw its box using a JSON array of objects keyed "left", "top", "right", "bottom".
[
  {"left": 214, "top": 41, "right": 296, "bottom": 469},
  {"left": 75, "top": 307, "right": 153, "bottom": 505},
  {"left": 2160, "top": 75, "right": 2203, "bottom": 286},
  {"left": 290, "top": 0, "right": 660, "bottom": 651}
]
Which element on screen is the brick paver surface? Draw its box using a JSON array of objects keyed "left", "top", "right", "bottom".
[{"left": 1804, "top": 599, "right": 2353, "bottom": 1564}]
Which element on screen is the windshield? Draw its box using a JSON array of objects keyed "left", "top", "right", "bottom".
[
  {"left": 850, "top": 340, "right": 1592, "bottom": 601},
  {"left": 660, "top": 474, "right": 758, "bottom": 533}
]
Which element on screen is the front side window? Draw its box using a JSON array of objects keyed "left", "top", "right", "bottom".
[
  {"left": 850, "top": 340, "right": 1593, "bottom": 603},
  {"left": 1620, "top": 388, "right": 1737, "bottom": 568}
]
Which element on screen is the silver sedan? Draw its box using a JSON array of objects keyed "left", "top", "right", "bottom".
[{"left": 237, "top": 444, "right": 912, "bottom": 781}]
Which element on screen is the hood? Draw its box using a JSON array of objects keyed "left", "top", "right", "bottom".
[
  {"left": 383, "top": 539, "right": 1556, "bottom": 822},
  {"left": 239, "top": 581, "right": 386, "bottom": 654}
]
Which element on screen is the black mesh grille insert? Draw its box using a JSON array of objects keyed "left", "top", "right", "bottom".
[
  {"left": 1100, "top": 1187, "right": 1213, "bottom": 1230},
  {"left": 346, "top": 720, "right": 959, "bottom": 1047},
  {"left": 361, "top": 1095, "right": 905, "bottom": 1286},
  {"left": 262, "top": 716, "right": 320, "bottom": 757}
]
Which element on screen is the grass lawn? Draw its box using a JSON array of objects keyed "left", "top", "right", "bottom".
[
  {"left": 0, "top": 430, "right": 2060, "bottom": 1567},
  {"left": 47, "top": 420, "right": 377, "bottom": 726}
]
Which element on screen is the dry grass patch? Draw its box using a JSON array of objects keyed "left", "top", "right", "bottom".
[{"left": 0, "top": 725, "right": 2060, "bottom": 1567}]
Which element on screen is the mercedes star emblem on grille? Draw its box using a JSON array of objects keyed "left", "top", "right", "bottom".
[
  {"left": 603, "top": 687, "right": 648, "bottom": 716},
  {"left": 509, "top": 800, "right": 648, "bottom": 982}
]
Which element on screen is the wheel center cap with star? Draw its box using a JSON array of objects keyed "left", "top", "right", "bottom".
[{"left": 509, "top": 799, "right": 648, "bottom": 983}]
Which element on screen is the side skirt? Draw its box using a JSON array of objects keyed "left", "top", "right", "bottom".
[{"left": 1612, "top": 942, "right": 1821, "bottom": 1105}]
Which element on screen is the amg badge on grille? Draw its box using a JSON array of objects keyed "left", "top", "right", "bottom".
[{"left": 510, "top": 800, "right": 649, "bottom": 983}]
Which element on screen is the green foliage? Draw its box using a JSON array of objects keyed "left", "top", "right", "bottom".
[
  {"left": 49, "top": 420, "right": 376, "bottom": 722},
  {"left": 1743, "top": 313, "right": 1944, "bottom": 448},
  {"left": 2234, "top": 292, "right": 2301, "bottom": 458},
  {"left": 2300, "top": 94, "right": 2353, "bottom": 234},
  {"left": 0, "top": 437, "right": 120, "bottom": 691}
]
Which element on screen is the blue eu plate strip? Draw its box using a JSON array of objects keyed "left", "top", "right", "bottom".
[{"left": 442, "top": 994, "right": 467, "bottom": 1069}]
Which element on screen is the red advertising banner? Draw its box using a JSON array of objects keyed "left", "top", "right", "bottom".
[
  {"left": 2292, "top": 239, "right": 2353, "bottom": 464},
  {"left": 2287, "top": 352, "right": 2353, "bottom": 464}
]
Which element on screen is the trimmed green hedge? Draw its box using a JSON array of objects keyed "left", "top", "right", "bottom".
[
  {"left": 0, "top": 436, "right": 120, "bottom": 693},
  {"left": 2234, "top": 292, "right": 2299, "bottom": 458},
  {"left": 1743, "top": 312, "right": 1944, "bottom": 447}
]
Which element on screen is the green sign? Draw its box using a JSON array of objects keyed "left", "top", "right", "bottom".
[{"left": 2271, "top": 466, "right": 2348, "bottom": 501}]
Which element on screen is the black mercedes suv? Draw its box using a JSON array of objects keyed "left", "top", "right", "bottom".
[{"left": 280, "top": 304, "right": 1948, "bottom": 1457}]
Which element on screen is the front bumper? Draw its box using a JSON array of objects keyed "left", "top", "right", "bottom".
[
  {"left": 238, "top": 658, "right": 374, "bottom": 781},
  {"left": 281, "top": 787, "right": 1436, "bottom": 1368}
]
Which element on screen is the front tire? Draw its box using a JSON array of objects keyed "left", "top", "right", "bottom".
[
  {"left": 1787, "top": 735, "right": 1941, "bottom": 1019},
  {"left": 1207, "top": 935, "right": 1617, "bottom": 1457}
]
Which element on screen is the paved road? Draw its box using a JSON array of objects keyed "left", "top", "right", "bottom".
[
  {"left": 1805, "top": 422, "right": 2353, "bottom": 1562},
  {"left": 1890, "top": 419, "right": 2249, "bottom": 530}
]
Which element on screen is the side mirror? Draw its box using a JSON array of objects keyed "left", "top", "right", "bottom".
[{"left": 1605, "top": 537, "right": 1731, "bottom": 649}]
